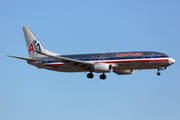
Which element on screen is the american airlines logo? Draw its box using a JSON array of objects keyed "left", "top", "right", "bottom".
[
  {"left": 115, "top": 53, "right": 142, "bottom": 57},
  {"left": 28, "top": 40, "right": 41, "bottom": 53}
]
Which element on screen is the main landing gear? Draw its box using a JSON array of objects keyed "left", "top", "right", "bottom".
[
  {"left": 87, "top": 73, "right": 94, "bottom": 79},
  {"left": 100, "top": 73, "right": 106, "bottom": 80},
  {"left": 87, "top": 73, "right": 107, "bottom": 80}
]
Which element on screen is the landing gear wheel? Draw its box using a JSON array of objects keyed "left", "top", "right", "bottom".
[
  {"left": 100, "top": 73, "right": 106, "bottom": 80},
  {"left": 157, "top": 72, "right": 161, "bottom": 76},
  {"left": 87, "top": 73, "right": 94, "bottom": 79}
]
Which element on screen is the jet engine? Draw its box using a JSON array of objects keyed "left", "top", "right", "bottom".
[
  {"left": 94, "top": 63, "right": 112, "bottom": 73},
  {"left": 114, "top": 70, "right": 134, "bottom": 75}
]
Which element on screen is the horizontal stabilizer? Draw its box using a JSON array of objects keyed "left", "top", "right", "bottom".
[{"left": 7, "top": 55, "right": 37, "bottom": 61}]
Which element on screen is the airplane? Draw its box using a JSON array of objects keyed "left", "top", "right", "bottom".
[{"left": 7, "top": 26, "right": 175, "bottom": 80}]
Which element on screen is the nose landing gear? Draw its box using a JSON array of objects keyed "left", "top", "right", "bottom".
[
  {"left": 157, "top": 71, "right": 161, "bottom": 76},
  {"left": 156, "top": 67, "right": 166, "bottom": 76}
]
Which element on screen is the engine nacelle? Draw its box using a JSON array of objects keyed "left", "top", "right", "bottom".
[
  {"left": 94, "top": 63, "right": 112, "bottom": 73},
  {"left": 114, "top": 70, "right": 134, "bottom": 75}
]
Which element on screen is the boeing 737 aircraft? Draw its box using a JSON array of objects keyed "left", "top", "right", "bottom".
[{"left": 7, "top": 27, "right": 175, "bottom": 80}]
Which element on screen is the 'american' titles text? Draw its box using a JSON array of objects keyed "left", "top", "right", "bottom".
[{"left": 115, "top": 53, "right": 142, "bottom": 57}]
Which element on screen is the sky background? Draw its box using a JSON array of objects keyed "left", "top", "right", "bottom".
[{"left": 1, "top": 0, "right": 180, "bottom": 120}]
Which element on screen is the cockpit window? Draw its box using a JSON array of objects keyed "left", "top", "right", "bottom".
[{"left": 160, "top": 54, "right": 168, "bottom": 58}]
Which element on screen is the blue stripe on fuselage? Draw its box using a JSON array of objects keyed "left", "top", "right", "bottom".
[{"left": 42, "top": 55, "right": 166, "bottom": 64}]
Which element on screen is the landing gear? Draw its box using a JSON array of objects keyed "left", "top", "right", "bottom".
[
  {"left": 100, "top": 73, "right": 106, "bottom": 80},
  {"left": 87, "top": 73, "right": 94, "bottom": 79},
  {"left": 86, "top": 73, "right": 106, "bottom": 80},
  {"left": 156, "top": 67, "right": 167, "bottom": 76},
  {"left": 157, "top": 71, "right": 161, "bottom": 76}
]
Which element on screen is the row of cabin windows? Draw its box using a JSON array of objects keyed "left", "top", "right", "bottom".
[{"left": 42, "top": 55, "right": 168, "bottom": 63}]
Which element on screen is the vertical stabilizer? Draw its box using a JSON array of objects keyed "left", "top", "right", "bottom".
[{"left": 22, "top": 26, "right": 59, "bottom": 58}]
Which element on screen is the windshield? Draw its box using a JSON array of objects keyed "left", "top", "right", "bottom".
[{"left": 160, "top": 54, "right": 168, "bottom": 58}]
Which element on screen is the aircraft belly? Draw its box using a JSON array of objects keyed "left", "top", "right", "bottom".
[
  {"left": 30, "top": 58, "right": 170, "bottom": 72},
  {"left": 46, "top": 66, "right": 83, "bottom": 72},
  {"left": 150, "top": 61, "right": 169, "bottom": 66},
  {"left": 116, "top": 60, "right": 169, "bottom": 70},
  {"left": 58, "top": 66, "right": 83, "bottom": 72}
]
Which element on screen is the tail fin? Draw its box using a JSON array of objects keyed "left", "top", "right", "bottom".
[{"left": 22, "top": 26, "right": 59, "bottom": 58}]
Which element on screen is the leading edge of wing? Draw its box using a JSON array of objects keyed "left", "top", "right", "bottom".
[
  {"left": 36, "top": 51, "right": 95, "bottom": 66},
  {"left": 7, "top": 55, "right": 37, "bottom": 61}
]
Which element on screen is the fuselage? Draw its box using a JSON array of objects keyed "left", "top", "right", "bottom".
[{"left": 29, "top": 51, "right": 175, "bottom": 73}]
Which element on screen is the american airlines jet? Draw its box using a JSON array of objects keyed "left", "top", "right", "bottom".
[{"left": 7, "top": 27, "right": 175, "bottom": 80}]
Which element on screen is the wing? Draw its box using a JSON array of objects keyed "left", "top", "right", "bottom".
[
  {"left": 37, "top": 51, "right": 94, "bottom": 67},
  {"left": 33, "top": 42, "right": 95, "bottom": 70}
]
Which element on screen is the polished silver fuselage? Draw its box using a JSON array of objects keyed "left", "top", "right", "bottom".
[{"left": 28, "top": 51, "right": 174, "bottom": 73}]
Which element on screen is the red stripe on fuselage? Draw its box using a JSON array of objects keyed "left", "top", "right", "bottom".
[
  {"left": 43, "top": 59, "right": 169, "bottom": 67},
  {"left": 94, "top": 59, "right": 169, "bottom": 64}
]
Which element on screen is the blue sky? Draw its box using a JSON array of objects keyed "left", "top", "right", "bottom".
[{"left": 1, "top": 0, "right": 180, "bottom": 120}]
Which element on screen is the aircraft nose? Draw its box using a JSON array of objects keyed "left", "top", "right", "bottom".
[{"left": 169, "top": 58, "right": 175, "bottom": 65}]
